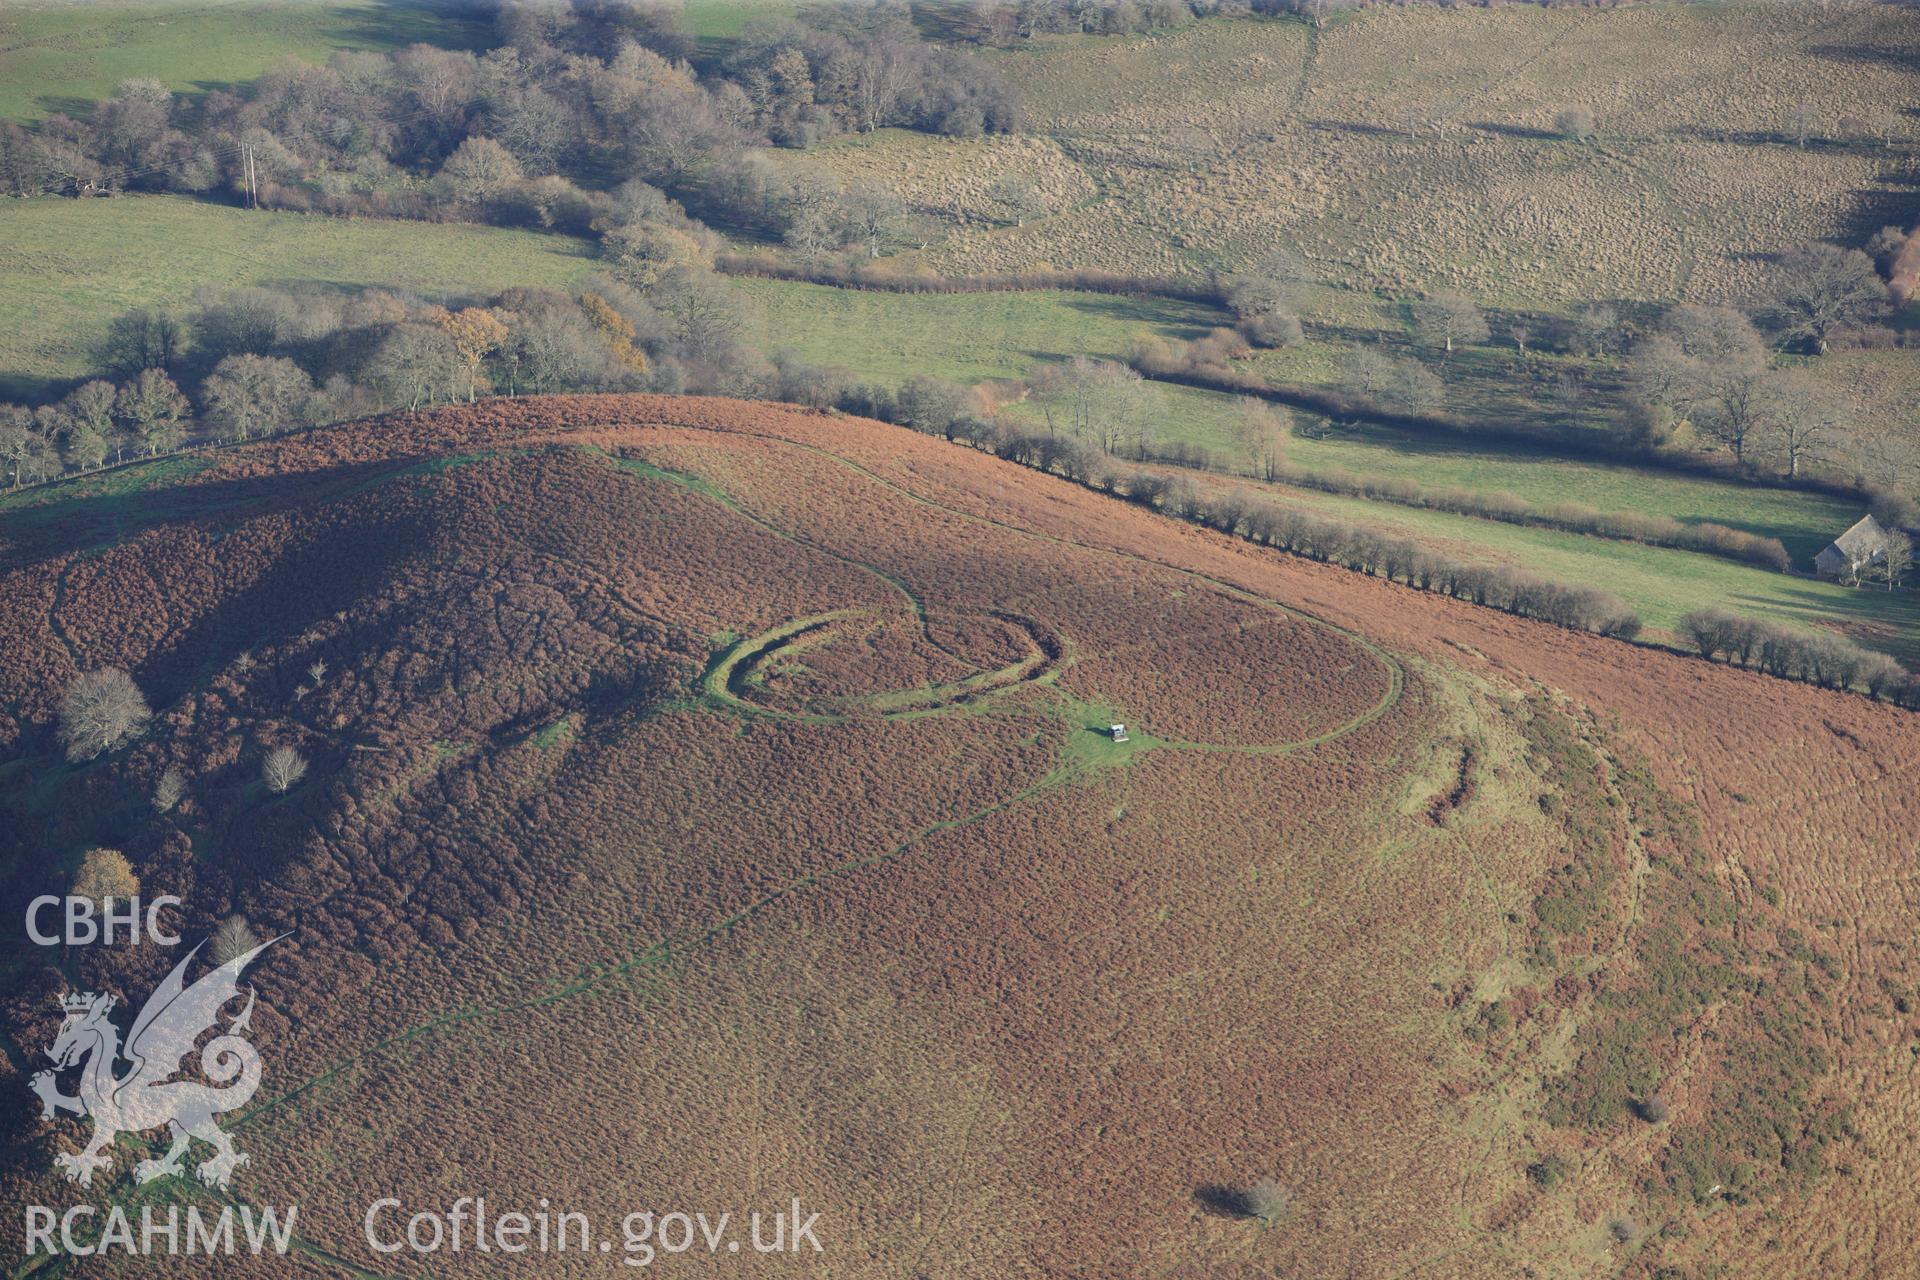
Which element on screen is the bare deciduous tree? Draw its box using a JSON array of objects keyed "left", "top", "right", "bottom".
[
  {"left": 1236, "top": 397, "right": 1290, "bottom": 481},
  {"left": 1788, "top": 102, "right": 1816, "bottom": 148},
  {"left": 622, "top": 87, "right": 735, "bottom": 185},
  {"left": 1384, "top": 355, "right": 1446, "bottom": 412},
  {"left": 1411, "top": 291, "right": 1489, "bottom": 354},
  {"left": 58, "top": 668, "right": 151, "bottom": 762},
  {"left": 501, "top": 309, "right": 614, "bottom": 395},
  {"left": 101, "top": 307, "right": 189, "bottom": 379},
  {"left": 262, "top": 745, "right": 309, "bottom": 794},
  {"left": 895, "top": 374, "right": 973, "bottom": 439},
  {"left": 1692, "top": 366, "right": 1781, "bottom": 467},
  {"left": 152, "top": 766, "right": 186, "bottom": 813},
  {"left": 1337, "top": 344, "right": 1396, "bottom": 398},
  {"left": 840, "top": 186, "right": 904, "bottom": 259},
  {"left": 1879, "top": 531, "right": 1914, "bottom": 592},
  {"left": 601, "top": 220, "right": 708, "bottom": 286},
  {"left": 1563, "top": 304, "right": 1620, "bottom": 357},
  {"left": 437, "top": 136, "right": 523, "bottom": 205},
  {"left": 0, "top": 407, "right": 55, "bottom": 488},
  {"left": 1681, "top": 608, "right": 1739, "bottom": 659},
  {"left": 62, "top": 418, "right": 109, "bottom": 472},
  {"left": 1225, "top": 249, "right": 1311, "bottom": 320},
  {"left": 1762, "top": 373, "right": 1848, "bottom": 477},
  {"left": 367, "top": 323, "right": 461, "bottom": 411},
  {"left": 782, "top": 202, "right": 844, "bottom": 263},
  {"left": 210, "top": 914, "right": 262, "bottom": 965},
  {"left": 59, "top": 380, "right": 116, "bottom": 468},
  {"left": 114, "top": 368, "right": 189, "bottom": 456},
  {"left": 64, "top": 380, "right": 115, "bottom": 438},
  {"left": 1624, "top": 332, "right": 1692, "bottom": 415},
  {"left": 1659, "top": 304, "right": 1766, "bottom": 365},
  {"left": 988, "top": 174, "right": 1045, "bottom": 227},
  {"left": 1547, "top": 370, "right": 1587, "bottom": 424},
  {"left": 493, "top": 84, "right": 573, "bottom": 173},
  {"left": 201, "top": 353, "right": 314, "bottom": 440},
  {"left": 1848, "top": 419, "right": 1920, "bottom": 492},
  {"left": 1628, "top": 305, "right": 1776, "bottom": 463},
  {"left": 1241, "top": 307, "right": 1303, "bottom": 349},
  {"left": 1037, "top": 357, "right": 1154, "bottom": 455},
  {"left": 193, "top": 287, "right": 300, "bottom": 361},
  {"left": 1761, "top": 243, "right": 1888, "bottom": 353},
  {"left": 656, "top": 268, "right": 745, "bottom": 363}
]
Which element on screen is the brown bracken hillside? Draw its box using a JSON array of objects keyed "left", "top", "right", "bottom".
[{"left": 2, "top": 396, "right": 1915, "bottom": 1278}]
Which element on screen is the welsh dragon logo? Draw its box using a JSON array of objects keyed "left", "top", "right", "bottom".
[{"left": 28, "top": 938, "right": 278, "bottom": 1190}]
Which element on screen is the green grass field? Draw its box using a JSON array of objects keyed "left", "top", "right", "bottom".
[
  {"left": 0, "top": 197, "right": 1855, "bottom": 569},
  {"left": 734, "top": 276, "right": 1222, "bottom": 383},
  {"left": 736, "top": 280, "right": 1865, "bottom": 568},
  {"left": 0, "top": 219, "right": 1213, "bottom": 398},
  {"left": 0, "top": 0, "right": 486, "bottom": 121},
  {"left": 2, "top": 198, "right": 1905, "bottom": 666},
  {"left": 1248, "top": 476, "right": 1920, "bottom": 663},
  {"left": 731, "top": 278, "right": 1908, "bottom": 654},
  {"left": 1131, "top": 383, "right": 1865, "bottom": 568},
  {"left": 681, "top": 0, "right": 796, "bottom": 44},
  {"left": 0, "top": 194, "right": 599, "bottom": 397}
]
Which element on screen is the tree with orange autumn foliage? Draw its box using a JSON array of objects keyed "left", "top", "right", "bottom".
[
  {"left": 579, "top": 293, "right": 648, "bottom": 376},
  {"left": 437, "top": 307, "right": 509, "bottom": 403}
]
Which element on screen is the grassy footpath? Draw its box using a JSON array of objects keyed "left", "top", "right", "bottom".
[
  {"left": 0, "top": 195, "right": 598, "bottom": 397},
  {"left": 0, "top": 0, "right": 485, "bottom": 122}
]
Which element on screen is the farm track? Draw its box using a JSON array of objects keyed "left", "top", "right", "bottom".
[{"left": 28, "top": 423, "right": 1407, "bottom": 1280}]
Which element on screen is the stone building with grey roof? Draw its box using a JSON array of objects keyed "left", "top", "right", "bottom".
[{"left": 1814, "top": 514, "right": 1892, "bottom": 581}]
